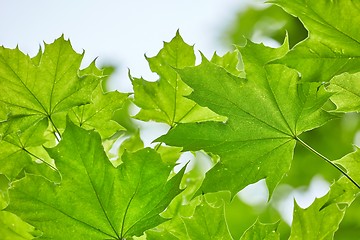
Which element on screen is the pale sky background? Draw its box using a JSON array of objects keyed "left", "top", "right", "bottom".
[{"left": 0, "top": 0, "right": 259, "bottom": 92}]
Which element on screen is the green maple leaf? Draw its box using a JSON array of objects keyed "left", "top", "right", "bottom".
[
  {"left": 0, "top": 118, "right": 54, "bottom": 179},
  {"left": 147, "top": 195, "right": 233, "bottom": 240},
  {"left": 0, "top": 175, "right": 40, "bottom": 239},
  {"left": 180, "top": 199, "right": 233, "bottom": 240},
  {"left": 68, "top": 85, "right": 128, "bottom": 139},
  {"left": 334, "top": 147, "right": 360, "bottom": 187},
  {"left": 111, "top": 130, "right": 144, "bottom": 167},
  {"left": 6, "top": 121, "right": 185, "bottom": 239},
  {"left": 240, "top": 220, "right": 280, "bottom": 240},
  {"left": 324, "top": 177, "right": 358, "bottom": 209},
  {"left": 132, "top": 31, "right": 224, "bottom": 126},
  {"left": 159, "top": 40, "right": 334, "bottom": 197},
  {"left": 270, "top": 0, "right": 360, "bottom": 82},
  {"left": 290, "top": 198, "right": 345, "bottom": 240},
  {"left": 326, "top": 72, "right": 360, "bottom": 112},
  {"left": 289, "top": 175, "right": 358, "bottom": 240},
  {"left": 0, "top": 211, "right": 41, "bottom": 240},
  {"left": 290, "top": 146, "right": 360, "bottom": 239},
  {"left": 0, "top": 36, "right": 102, "bottom": 137},
  {"left": 210, "top": 50, "right": 243, "bottom": 77}
]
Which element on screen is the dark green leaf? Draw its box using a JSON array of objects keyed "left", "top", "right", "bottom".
[{"left": 160, "top": 41, "right": 334, "bottom": 197}]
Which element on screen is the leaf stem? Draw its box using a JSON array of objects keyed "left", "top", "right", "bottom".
[
  {"left": 154, "top": 142, "right": 162, "bottom": 151},
  {"left": 22, "top": 148, "right": 59, "bottom": 173},
  {"left": 154, "top": 125, "right": 175, "bottom": 151},
  {"left": 48, "top": 115, "right": 61, "bottom": 142},
  {"left": 295, "top": 136, "right": 360, "bottom": 189}
]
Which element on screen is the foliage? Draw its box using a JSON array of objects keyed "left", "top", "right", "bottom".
[
  {"left": 0, "top": 0, "right": 360, "bottom": 239},
  {"left": 223, "top": 4, "right": 307, "bottom": 48}
]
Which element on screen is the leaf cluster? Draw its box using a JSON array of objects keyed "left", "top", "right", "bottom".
[{"left": 1, "top": 0, "right": 360, "bottom": 239}]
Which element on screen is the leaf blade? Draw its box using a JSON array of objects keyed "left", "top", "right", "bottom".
[
  {"left": 271, "top": 0, "right": 360, "bottom": 82},
  {"left": 159, "top": 41, "right": 334, "bottom": 197},
  {"left": 6, "top": 121, "right": 184, "bottom": 239},
  {"left": 132, "top": 31, "right": 224, "bottom": 126}
]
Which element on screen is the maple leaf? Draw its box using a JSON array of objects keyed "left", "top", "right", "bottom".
[
  {"left": 0, "top": 174, "right": 40, "bottom": 239},
  {"left": 327, "top": 72, "right": 360, "bottom": 113},
  {"left": 270, "top": 0, "right": 360, "bottom": 82},
  {"left": 334, "top": 148, "right": 360, "bottom": 188},
  {"left": 6, "top": 121, "right": 185, "bottom": 239},
  {"left": 180, "top": 199, "right": 233, "bottom": 240},
  {"left": 210, "top": 50, "right": 243, "bottom": 77},
  {"left": 0, "top": 36, "right": 102, "bottom": 137},
  {"left": 241, "top": 220, "right": 280, "bottom": 240},
  {"left": 289, "top": 176, "right": 358, "bottom": 240},
  {"left": 132, "top": 31, "right": 224, "bottom": 126},
  {"left": 0, "top": 211, "right": 41, "bottom": 240},
  {"left": 290, "top": 197, "right": 345, "bottom": 240},
  {"left": 0, "top": 118, "right": 53, "bottom": 179},
  {"left": 159, "top": 40, "right": 334, "bottom": 197},
  {"left": 289, "top": 148, "right": 360, "bottom": 239},
  {"left": 147, "top": 194, "right": 233, "bottom": 240},
  {"left": 68, "top": 85, "right": 128, "bottom": 139}
]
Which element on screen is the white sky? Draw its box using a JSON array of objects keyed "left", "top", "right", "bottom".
[{"left": 0, "top": 0, "right": 256, "bottom": 92}]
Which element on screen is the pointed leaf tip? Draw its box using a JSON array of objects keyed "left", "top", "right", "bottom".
[
  {"left": 161, "top": 42, "right": 332, "bottom": 198},
  {"left": 8, "top": 129, "right": 184, "bottom": 239}
]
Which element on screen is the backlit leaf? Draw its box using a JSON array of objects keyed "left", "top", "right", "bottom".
[
  {"left": 0, "top": 36, "right": 102, "bottom": 136},
  {"left": 160, "top": 40, "right": 334, "bottom": 197},
  {"left": 6, "top": 121, "right": 184, "bottom": 239},
  {"left": 147, "top": 194, "right": 233, "bottom": 240},
  {"left": 241, "top": 220, "right": 280, "bottom": 240},
  {"left": 0, "top": 118, "right": 52, "bottom": 179},
  {"left": 334, "top": 147, "right": 360, "bottom": 187},
  {"left": 69, "top": 85, "right": 128, "bottom": 139},
  {"left": 132, "top": 31, "right": 224, "bottom": 126},
  {"left": 180, "top": 199, "right": 233, "bottom": 240},
  {"left": 327, "top": 72, "right": 360, "bottom": 113},
  {"left": 289, "top": 176, "right": 358, "bottom": 240},
  {"left": 271, "top": 0, "right": 360, "bottom": 82},
  {"left": 210, "top": 50, "right": 243, "bottom": 77},
  {"left": 0, "top": 175, "right": 39, "bottom": 240},
  {"left": 0, "top": 211, "right": 41, "bottom": 240}
]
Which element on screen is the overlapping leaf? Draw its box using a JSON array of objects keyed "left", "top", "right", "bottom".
[
  {"left": 0, "top": 118, "right": 50, "bottom": 179},
  {"left": 334, "top": 148, "right": 360, "bottom": 188},
  {"left": 210, "top": 50, "right": 242, "bottom": 77},
  {"left": 289, "top": 177, "right": 358, "bottom": 240},
  {"left": 241, "top": 220, "right": 280, "bottom": 240},
  {"left": 0, "top": 36, "right": 102, "bottom": 136},
  {"left": 290, "top": 196, "right": 345, "bottom": 240},
  {"left": 132, "top": 31, "right": 224, "bottom": 126},
  {"left": 0, "top": 36, "right": 109, "bottom": 179},
  {"left": 0, "top": 174, "right": 40, "bottom": 239},
  {"left": 69, "top": 85, "right": 128, "bottom": 139},
  {"left": 289, "top": 148, "right": 360, "bottom": 239},
  {"left": 6, "top": 121, "right": 185, "bottom": 239},
  {"left": 147, "top": 195, "right": 233, "bottom": 240},
  {"left": 159, "top": 40, "right": 335, "bottom": 197},
  {"left": 327, "top": 72, "right": 360, "bottom": 112},
  {"left": 0, "top": 211, "right": 40, "bottom": 240},
  {"left": 270, "top": 0, "right": 360, "bottom": 82}
]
